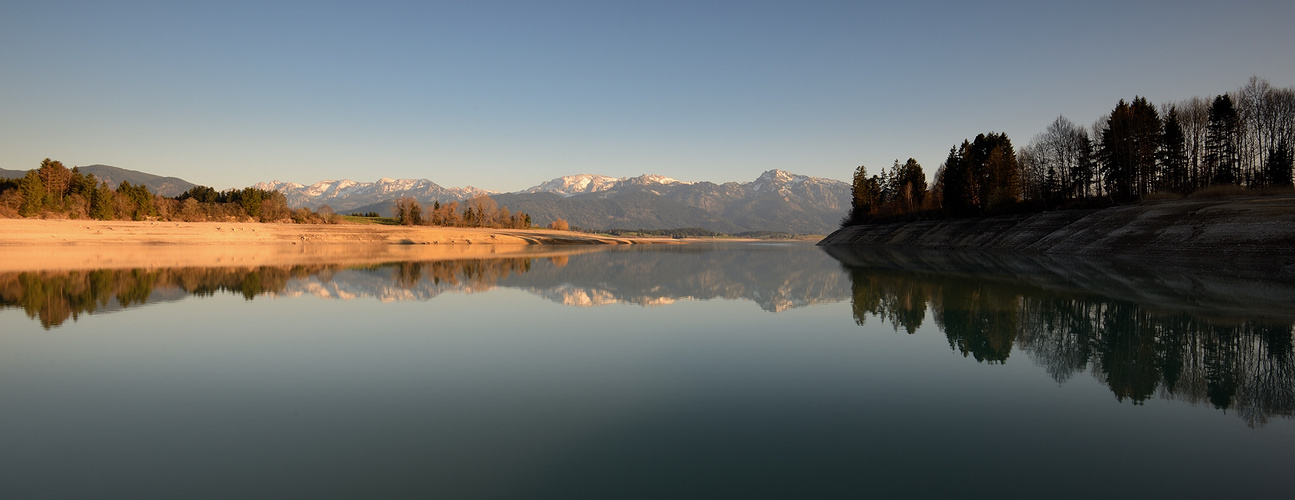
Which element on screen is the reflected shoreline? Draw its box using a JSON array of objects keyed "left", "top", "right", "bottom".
[
  {"left": 0, "top": 243, "right": 608, "bottom": 273},
  {"left": 5, "top": 244, "right": 1293, "bottom": 426},
  {"left": 826, "top": 246, "right": 1295, "bottom": 427},
  {"left": 0, "top": 243, "right": 854, "bottom": 329},
  {"left": 823, "top": 246, "right": 1295, "bottom": 323}
]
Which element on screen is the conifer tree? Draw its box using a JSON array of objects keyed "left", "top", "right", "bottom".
[
  {"left": 1160, "top": 107, "right": 1190, "bottom": 194},
  {"left": 1206, "top": 94, "right": 1241, "bottom": 185},
  {"left": 1265, "top": 139, "right": 1293, "bottom": 187}
]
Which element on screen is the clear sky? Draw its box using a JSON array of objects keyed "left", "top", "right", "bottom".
[{"left": 3, "top": 1, "right": 1293, "bottom": 192}]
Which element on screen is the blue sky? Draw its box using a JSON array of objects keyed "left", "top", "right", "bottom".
[{"left": 3, "top": 1, "right": 1293, "bottom": 192}]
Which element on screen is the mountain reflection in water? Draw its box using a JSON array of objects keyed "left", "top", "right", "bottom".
[
  {"left": 827, "top": 246, "right": 1295, "bottom": 427},
  {"left": 0, "top": 243, "right": 852, "bottom": 329}
]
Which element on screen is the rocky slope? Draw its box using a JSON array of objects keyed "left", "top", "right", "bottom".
[{"left": 820, "top": 195, "right": 1295, "bottom": 261}]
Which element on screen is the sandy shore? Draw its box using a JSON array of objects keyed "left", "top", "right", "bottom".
[
  {"left": 0, "top": 219, "right": 662, "bottom": 246},
  {"left": 0, "top": 219, "right": 678, "bottom": 271}
]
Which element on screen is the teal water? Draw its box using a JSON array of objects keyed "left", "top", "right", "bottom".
[{"left": 1, "top": 243, "right": 1292, "bottom": 499}]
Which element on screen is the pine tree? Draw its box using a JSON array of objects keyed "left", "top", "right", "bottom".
[
  {"left": 1101, "top": 97, "right": 1160, "bottom": 200},
  {"left": 89, "top": 181, "right": 114, "bottom": 220},
  {"left": 18, "top": 170, "right": 45, "bottom": 217},
  {"left": 1160, "top": 107, "right": 1190, "bottom": 194},
  {"left": 1206, "top": 94, "right": 1241, "bottom": 185},
  {"left": 1265, "top": 139, "right": 1293, "bottom": 187}
]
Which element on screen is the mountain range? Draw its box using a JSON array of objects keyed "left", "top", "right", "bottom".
[
  {"left": 268, "top": 169, "right": 850, "bottom": 234},
  {"left": 253, "top": 178, "right": 494, "bottom": 213},
  {"left": 5, "top": 163, "right": 850, "bottom": 233}
]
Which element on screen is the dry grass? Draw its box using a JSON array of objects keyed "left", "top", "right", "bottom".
[{"left": 1188, "top": 185, "right": 1252, "bottom": 198}]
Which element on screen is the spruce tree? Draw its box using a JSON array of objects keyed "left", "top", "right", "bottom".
[{"left": 1160, "top": 107, "right": 1190, "bottom": 194}]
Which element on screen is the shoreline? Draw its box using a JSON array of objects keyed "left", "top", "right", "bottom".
[
  {"left": 819, "top": 194, "right": 1295, "bottom": 261},
  {"left": 0, "top": 219, "right": 675, "bottom": 246},
  {"left": 0, "top": 219, "right": 682, "bottom": 271}
]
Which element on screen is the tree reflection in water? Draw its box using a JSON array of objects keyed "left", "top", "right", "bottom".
[
  {"left": 828, "top": 246, "right": 1295, "bottom": 427},
  {"left": 0, "top": 258, "right": 536, "bottom": 329}
]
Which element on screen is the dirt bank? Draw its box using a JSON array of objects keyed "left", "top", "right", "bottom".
[
  {"left": 0, "top": 219, "right": 671, "bottom": 246},
  {"left": 819, "top": 194, "right": 1295, "bottom": 260},
  {"left": 0, "top": 219, "right": 683, "bottom": 271}
]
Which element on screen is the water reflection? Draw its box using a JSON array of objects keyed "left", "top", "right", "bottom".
[
  {"left": 1, "top": 243, "right": 852, "bottom": 328},
  {"left": 8, "top": 243, "right": 1294, "bottom": 426},
  {"left": 827, "top": 247, "right": 1295, "bottom": 426}
]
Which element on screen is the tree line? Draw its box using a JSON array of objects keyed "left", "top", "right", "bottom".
[
  {"left": 389, "top": 195, "right": 558, "bottom": 230},
  {"left": 1, "top": 258, "right": 539, "bottom": 329},
  {"left": 844, "top": 76, "right": 1295, "bottom": 226},
  {"left": 0, "top": 158, "right": 340, "bottom": 223}
]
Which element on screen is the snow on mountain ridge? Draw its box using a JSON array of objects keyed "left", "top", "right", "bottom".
[
  {"left": 523, "top": 173, "right": 694, "bottom": 197},
  {"left": 259, "top": 177, "right": 495, "bottom": 212},
  {"left": 524, "top": 174, "right": 622, "bottom": 197}
]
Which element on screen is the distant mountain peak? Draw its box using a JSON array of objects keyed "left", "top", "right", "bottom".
[
  {"left": 524, "top": 174, "right": 623, "bottom": 197},
  {"left": 257, "top": 177, "right": 495, "bottom": 212},
  {"left": 523, "top": 173, "right": 694, "bottom": 197},
  {"left": 496, "top": 169, "right": 851, "bottom": 234},
  {"left": 627, "top": 174, "right": 688, "bottom": 186},
  {"left": 758, "top": 169, "right": 795, "bottom": 181}
]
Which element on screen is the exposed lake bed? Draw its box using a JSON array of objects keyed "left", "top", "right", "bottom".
[{"left": 821, "top": 193, "right": 1295, "bottom": 263}]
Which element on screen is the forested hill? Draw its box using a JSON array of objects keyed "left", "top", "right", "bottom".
[
  {"left": 1, "top": 164, "right": 195, "bottom": 197},
  {"left": 819, "top": 194, "right": 1295, "bottom": 262}
]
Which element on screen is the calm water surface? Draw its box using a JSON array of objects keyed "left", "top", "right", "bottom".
[{"left": 1, "top": 242, "right": 1292, "bottom": 499}]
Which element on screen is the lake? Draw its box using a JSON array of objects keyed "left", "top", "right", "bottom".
[{"left": 2, "top": 242, "right": 1292, "bottom": 499}]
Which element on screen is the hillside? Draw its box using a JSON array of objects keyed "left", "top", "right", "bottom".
[
  {"left": 0, "top": 164, "right": 195, "bottom": 197},
  {"left": 819, "top": 194, "right": 1295, "bottom": 261}
]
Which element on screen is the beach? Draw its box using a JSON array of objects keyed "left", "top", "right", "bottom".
[{"left": 0, "top": 219, "right": 671, "bottom": 271}]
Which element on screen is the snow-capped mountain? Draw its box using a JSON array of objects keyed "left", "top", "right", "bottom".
[
  {"left": 496, "top": 169, "right": 851, "bottom": 234},
  {"left": 246, "top": 168, "right": 849, "bottom": 233},
  {"left": 254, "top": 177, "right": 493, "bottom": 212},
  {"left": 523, "top": 174, "right": 623, "bottom": 197},
  {"left": 524, "top": 174, "right": 690, "bottom": 197}
]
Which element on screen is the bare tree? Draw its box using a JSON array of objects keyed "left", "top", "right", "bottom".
[
  {"left": 392, "top": 197, "right": 423, "bottom": 226},
  {"left": 1029, "top": 116, "right": 1088, "bottom": 200},
  {"left": 1175, "top": 96, "right": 1210, "bottom": 191},
  {"left": 467, "top": 194, "right": 498, "bottom": 227}
]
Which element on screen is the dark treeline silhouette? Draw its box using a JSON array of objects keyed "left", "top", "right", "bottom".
[
  {"left": 837, "top": 258, "right": 1295, "bottom": 427},
  {"left": 844, "top": 76, "right": 1295, "bottom": 226},
  {"left": 0, "top": 258, "right": 538, "bottom": 329}
]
